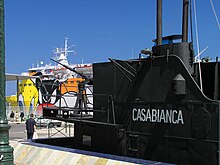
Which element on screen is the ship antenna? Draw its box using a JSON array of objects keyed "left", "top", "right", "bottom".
[
  {"left": 64, "top": 37, "right": 68, "bottom": 58},
  {"left": 156, "top": 0, "right": 162, "bottom": 45},
  {"left": 53, "top": 38, "right": 76, "bottom": 66},
  {"left": 189, "top": 0, "right": 193, "bottom": 43}
]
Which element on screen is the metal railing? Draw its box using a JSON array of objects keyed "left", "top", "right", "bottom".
[{"left": 42, "top": 92, "right": 116, "bottom": 125}]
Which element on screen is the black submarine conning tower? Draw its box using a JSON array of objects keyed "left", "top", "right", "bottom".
[
  {"left": 40, "top": 1, "right": 220, "bottom": 164},
  {"left": 154, "top": 0, "right": 194, "bottom": 74}
]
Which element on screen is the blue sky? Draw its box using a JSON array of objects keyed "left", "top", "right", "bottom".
[{"left": 4, "top": 0, "right": 220, "bottom": 95}]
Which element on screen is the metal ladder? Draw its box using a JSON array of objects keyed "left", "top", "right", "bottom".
[{"left": 127, "top": 132, "right": 140, "bottom": 157}]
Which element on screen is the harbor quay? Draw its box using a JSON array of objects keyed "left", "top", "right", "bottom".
[{"left": 9, "top": 122, "right": 163, "bottom": 165}]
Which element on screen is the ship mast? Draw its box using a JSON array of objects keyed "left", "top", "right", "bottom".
[{"left": 54, "top": 38, "right": 76, "bottom": 66}]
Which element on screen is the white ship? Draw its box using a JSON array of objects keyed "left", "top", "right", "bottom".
[
  {"left": 23, "top": 38, "right": 92, "bottom": 81},
  {"left": 7, "top": 38, "right": 93, "bottom": 117}
]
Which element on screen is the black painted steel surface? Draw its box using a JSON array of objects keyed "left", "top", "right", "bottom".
[
  {"left": 91, "top": 44, "right": 220, "bottom": 164},
  {"left": 41, "top": 0, "right": 220, "bottom": 164}
]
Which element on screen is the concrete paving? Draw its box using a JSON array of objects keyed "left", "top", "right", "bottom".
[
  {"left": 8, "top": 122, "right": 139, "bottom": 165},
  {"left": 10, "top": 140, "right": 137, "bottom": 165},
  {"left": 8, "top": 122, "right": 166, "bottom": 165},
  {"left": 9, "top": 121, "right": 74, "bottom": 140}
]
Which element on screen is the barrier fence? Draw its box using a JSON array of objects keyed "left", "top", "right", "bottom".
[{"left": 6, "top": 105, "right": 38, "bottom": 121}]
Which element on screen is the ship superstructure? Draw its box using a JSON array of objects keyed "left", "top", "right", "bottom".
[{"left": 25, "top": 38, "right": 92, "bottom": 81}]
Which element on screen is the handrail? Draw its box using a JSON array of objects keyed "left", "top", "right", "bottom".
[{"left": 42, "top": 91, "right": 117, "bottom": 125}]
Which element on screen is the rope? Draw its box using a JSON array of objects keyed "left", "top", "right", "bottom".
[
  {"left": 193, "top": 0, "right": 200, "bottom": 55},
  {"left": 210, "top": 0, "right": 220, "bottom": 30},
  {"left": 193, "top": 0, "right": 203, "bottom": 92}
]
